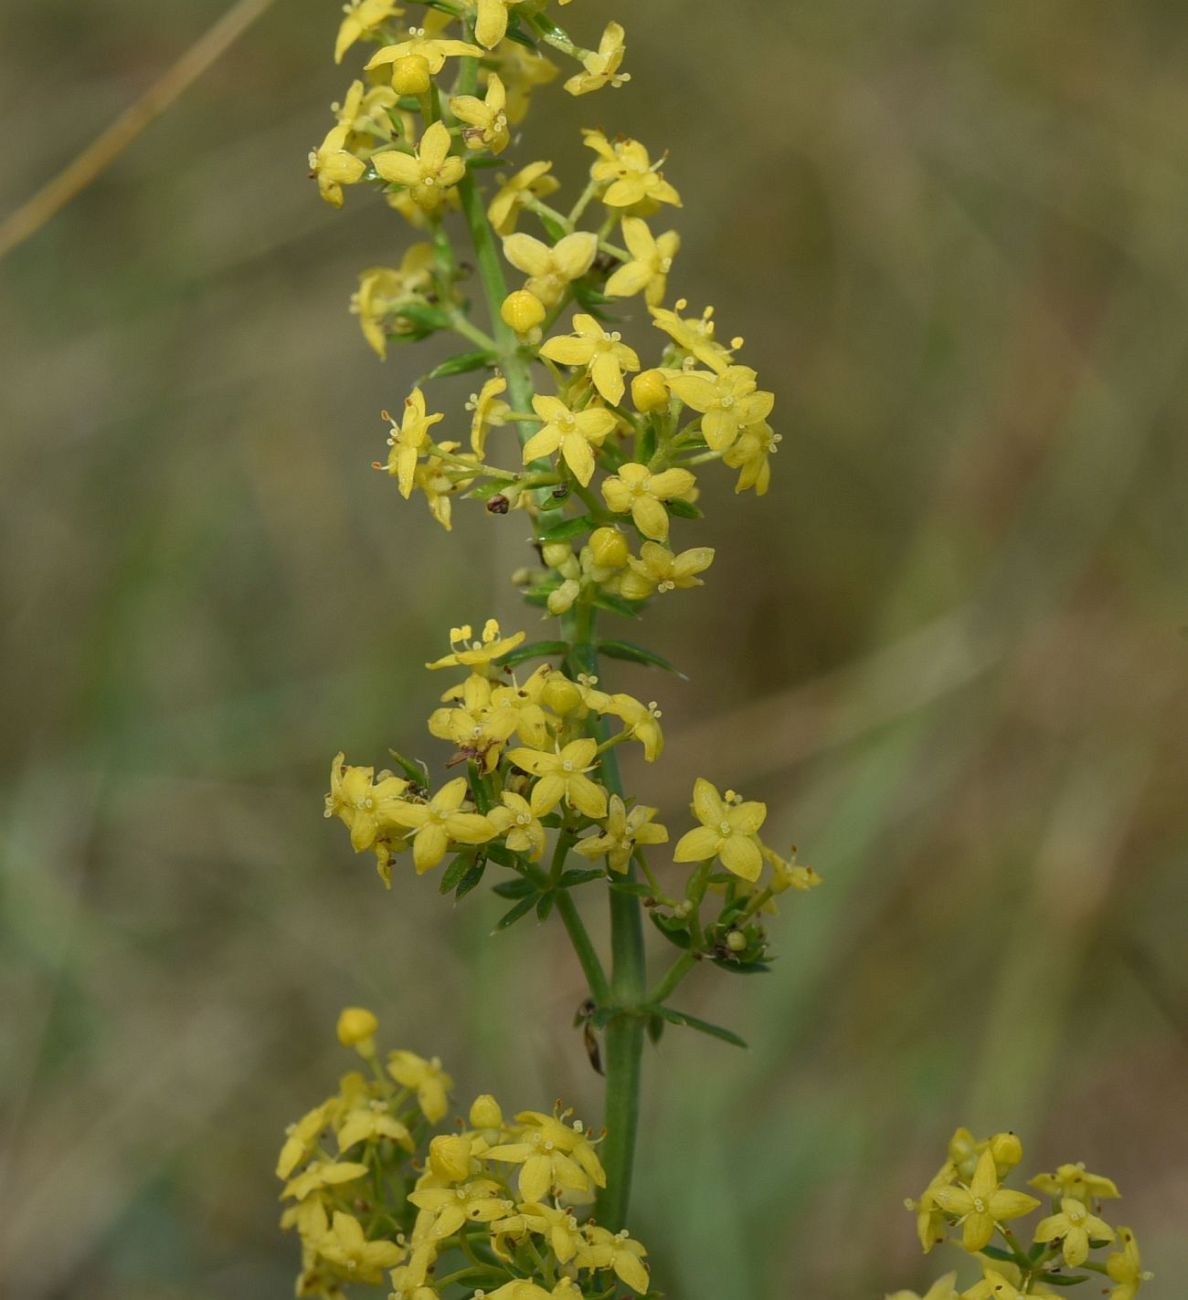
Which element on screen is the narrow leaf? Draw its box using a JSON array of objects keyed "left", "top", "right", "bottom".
[
  {"left": 656, "top": 1007, "right": 748, "bottom": 1049},
  {"left": 592, "top": 591, "right": 645, "bottom": 619},
  {"left": 666, "top": 497, "right": 703, "bottom": 520},
  {"left": 495, "top": 895, "right": 539, "bottom": 930},
  {"left": 455, "top": 858, "right": 487, "bottom": 900},
  {"left": 496, "top": 639, "right": 569, "bottom": 669},
  {"left": 493, "top": 877, "right": 537, "bottom": 899},
  {"left": 558, "top": 867, "right": 604, "bottom": 888},
  {"left": 597, "top": 639, "right": 685, "bottom": 677},
  {"left": 438, "top": 852, "right": 473, "bottom": 896},
  {"left": 535, "top": 892, "right": 556, "bottom": 921},
  {"left": 425, "top": 350, "right": 497, "bottom": 381},
  {"left": 538, "top": 515, "right": 593, "bottom": 543}
]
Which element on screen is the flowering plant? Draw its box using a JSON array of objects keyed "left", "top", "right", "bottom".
[{"left": 279, "top": 4, "right": 1153, "bottom": 1298}]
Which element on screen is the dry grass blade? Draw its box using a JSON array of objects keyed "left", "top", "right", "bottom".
[{"left": 0, "top": 0, "right": 279, "bottom": 262}]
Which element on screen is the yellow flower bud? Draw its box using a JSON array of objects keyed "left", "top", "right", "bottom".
[
  {"left": 548, "top": 577, "right": 581, "bottom": 615},
  {"left": 428, "top": 1133, "right": 473, "bottom": 1182},
  {"left": 469, "top": 1093, "right": 503, "bottom": 1129},
  {"left": 541, "top": 674, "right": 583, "bottom": 715},
  {"left": 501, "top": 289, "right": 546, "bottom": 334},
  {"left": 588, "top": 525, "right": 629, "bottom": 569},
  {"left": 391, "top": 54, "right": 432, "bottom": 96},
  {"left": 631, "top": 368, "right": 669, "bottom": 412},
  {"left": 990, "top": 1131, "right": 1023, "bottom": 1174},
  {"left": 336, "top": 1006, "right": 379, "bottom": 1050},
  {"left": 541, "top": 541, "right": 573, "bottom": 569}
]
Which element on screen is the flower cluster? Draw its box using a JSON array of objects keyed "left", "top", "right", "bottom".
[
  {"left": 893, "top": 1128, "right": 1153, "bottom": 1299},
  {"left": 279, "top": 1009, "right": 652, "bottom": 1300}
]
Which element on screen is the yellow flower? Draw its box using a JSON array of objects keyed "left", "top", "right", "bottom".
[
  {"left": 488, "top": 160, "right": 561, "bottom": 234},
  {"left": 575, "top": 794, "right": 668, "bottom": 873},
  {"left": 450, "top": 73, "right": 510, "bottom": 153},
  {"left": 277, "top": 1101, "right": 331, "bottom": 1179},
  {"left": 575, "top": 1224, "right": 650, "bottom": 1293},
  {"left": 366, "top": 28, "right": 482, "bottom": 75},
  {"left": 723, "top": 418, "right": 780, "bottom": 494},
  {"left": 308, "top": 121, "right": 366, "bottom": 208},
  {"left": 335, "top": 0, "right": 403, "bottom": 63},
  {"left": 564, "top": 21, "right": 630, "bottom": 96},
  {"left": 521, "top": 393, "right": 617, "bottom": 487},
  {"left": 484, "top": 1109, "right": 606, "bottom": 1203},
  {"left": 600, "top": 692, "right": 664, "bottom": 761},
  {"left": 465, "top": 375, "right": 510, "bottom": 457},
  {"left": 960, "top": 1268, "right": 1025, "bottom": 1300},
  {"left": 281, "top": 1158, "right": 369, "bottom": 1203},
  {"left": 335, "top": 79, "right": 400, "bottom": 147},
  {"left": 906, "top": 1160, "right": 958, "bottom": 1253},
  {"left": 493, "top": 1200, "right": 582, "bottom": 1263},
  {"left": 411, "top": 448, "right": 467, "bottom": 532},
  {"left": 667, "top": 364, "right": 775, "bottom": 453},
  {"left": 885, "top": 1272, "right": 959, "bottom": 1300},
  {"left": 409, "top": 1177, "right": 514, "bottom": 1238},
  {"left": 350, "top": 242, "right": 436, "bottom": 358},
  {"left": 763, "top": 844, "right": 822, "bottom": 893},
  {"left": 487, "top": 791, "right": 547, "bottom": 860},
  {"left": 387, "top": 1049, "right": 453, "bottom": 1122},
  {"left": 673, "top": 777, "right": 767, "bottom": 882},
  {"left": 381, "top": 387, "right": 444, "bottom": 498},
  {"left": 601, "top": 462, "right": 696, "bottom": 541},
  {"left": 428, "top": 673, "right": 518, "bottom": 771},
  {"left": 373, "top": 120, "right": 465, "bottom": 211},
  {"left": 583, "top": 129, "right": 681, "bottom": 210},
  {"left": 1033, "top": 1196, "right": 1114, "bottom": 1268},
  {"left": 651, "top": 298, "right": 736, "bottom": 373},
  {"left": 1028, "top": 1162, "right": 1121, "bottom": 1202},
  {"left": 335, "top": 1103, "right": 412, "bottom": 1153},
  {"left": 502, "top": 231, "right": 598, "bottom": 307},
  {"left": 931, "top": 1149, "right": 1041, "bottom": 1253},
  {"left": 605, "top": 217, "right": 679, "bottom": 307},
  {"left": 324, "top": 752, "right": 411, "bottom": 852},
  {"left": 506, "top": 738, "right": 608, "bottom": 819},
  {"left": 1106, "top": 1227, "right": 1153, "bottom": 1300},
  {"left": 618, "top": 541, "right": 714, "bottom": 600},
  {"left": 539, "top": 313, "right": 641, "bottom": 406},
  {"left": 485, "top": 1285, "right": 552, "bottom": 1300},
  {"left": 382, "top": 776, "right": 496, "bottom": 873},
  {"left": 318, "top": 1211, "right": 405, "bottom": 1281},
  {"left": 426, "top": 618, "right": 526, "bottom": 672}
]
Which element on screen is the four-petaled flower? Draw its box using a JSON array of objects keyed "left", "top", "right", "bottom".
[
  {"left": 606, "top": 217, "right": 679, "bottom": 306},
  {"left": 667, "top": 364, "right": 775, "bottom": 452},
  {"left": 381, "top": 387, "right": 444, "bottom": 498},
  {"left": 506, "top": 738, "right": 608, "bottom": 819},
  {"left": 575, "top": 794, "right": 668, "bottom": 873},
  {"left": 502, "top": 231, "right": 599, "bottom": 307},
  {"left": 450, "top": 73, "right": 510, "bottom": 153},
  {"left": 1034, "top": 1196, "right": 1115, "bottom": 1268},
  {"left": 382, "top": 776, "right": 496, "bottom": 873},
  {"left": 619, "top": 541, "right": 714, "bottom": 600},
  {"left": 1106, "top": 1227, "right": 1153, "bottom": 1300},
  {"left": 564, "top": 21, "right": 630, "bottom": 96},
  {"left": 373, "top": 120, "right": 466, "bottom": 211},
  {"left": 309, "top": 122, "right": 366, "bottom": 208},
  {"left": 930, "top": 1149, "right": 1040, "bottom": 1253},
  {"left": 601, "top": 461, "right": 696, "bottom": 541},
  {"left": 584, "top": 129, "right": 681, "bottom": 209},
  {"left": 673, "top": 776, "right": 767, "bottom": 882},
  {"left": 488, "top": 160, "right": 561, "bottom": 234},
  {"left": 522, "top": 393, "right": 618, "bottom": 487},
  {"left": 540, "top": 313, "right": 641, "bottom": 406}
]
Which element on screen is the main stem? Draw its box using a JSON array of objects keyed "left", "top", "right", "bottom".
[
  {"left": 453, "top": 56, "right": 645, "bottom": 1228},
  {"left": 570, "top": 604, "right": 646, "bottom": 1232}
]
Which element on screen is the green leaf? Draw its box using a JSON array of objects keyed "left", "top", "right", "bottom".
[
  {"left": 635, "top": 424, "right": 657, "bottom": 465},
  {"left": 536, "top": 210, "right": 569, "bottom": 243},
  {"left": 655, "top": 1006, "right": 747, "bottom": 1049},
  {"left": 438, "top": 852, "right": 473, "bottom": 895},
  {"left": 610, "top": 879, "right": 654, "bottom": 898},
  {"left": 484, "top": 842, "right": 517, "bottom": 868},
  {"left": 468, "top": 480, "right": 510, "bottom": 502},
  {"left": 597, "top": 639, "right": 685, "bottom": 677},
  {"left": 493, "top": 877, "right": 537, "bottom": 899},
  {"left": 425, "top": 350, "right": 497, "bottom": 380},
  {"left": 386, "top": 750, "right": 430, "bottom": 787},
  {"left": 538, "top": 515, "right": 593, "bottom": 543},
  {"left": 649, "top": 911, "right": 691, "bottom": 948},
  {"left": 502, "top": 18, "right": 538, "bottom": 48},
  {"left": 592, "top": 591, "right": 645, "bottom": 619},
  {"left": 709, "top": 957, "right": 771, "bottom": 975},
  {"left": 557, "top": 867, "right": 604, "bottom": 888},
  {"left": 1039, "top": 1277, "right": 1090, "bottom": 1288},
  {"left": 496, "top": 639, "right": 569, "bottom": 669},
  {"left": 495, "top": 895, "right": 539, "bottom": 930},
  {"left": 396, "top": 302, "right": 450, "bottom": 331},
  {"left": 666, "top": 497, "right": 703, "bottom": 520},
  {"left": 646, "top": 1014, "right": 666, "bottom": 1045},
  {"left": 535, "top": 892, "right": 556, "bottom": 921},
  {"left": 455, "top": 858, "right": 487, "bottom": 900}
]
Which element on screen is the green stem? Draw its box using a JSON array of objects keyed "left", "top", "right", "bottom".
[
  {"left": 569, "top": 601, "right": 646, "bottom": 1231},
  {"left": 646, "top": 952, "right": 695, "bottom": 1006},
  {"left": 554, "top": 889, "right": 610, "bottom": 1005}
]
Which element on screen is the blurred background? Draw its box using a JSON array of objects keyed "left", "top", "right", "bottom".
[{"left": 2, "top": 0, "right": 1186, "bottom": 1296}]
